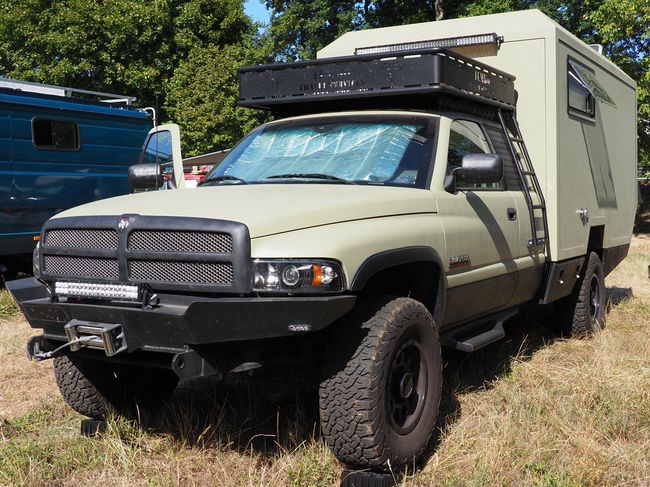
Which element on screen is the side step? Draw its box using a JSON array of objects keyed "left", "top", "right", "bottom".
[{"left": 441, "top": 308, "right": 518, "bottom": 353}]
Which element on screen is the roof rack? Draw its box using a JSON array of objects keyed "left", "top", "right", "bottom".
[
  {"left": 0, "top": 77, "right": 136, "bottom": 105},
  {"left": 238, "top": 48, "right": 515, "bottom": 116}
]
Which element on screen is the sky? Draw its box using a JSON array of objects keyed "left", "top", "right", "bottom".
[{"left": 244, "top": 0, "right": 271, "bottom": 23}]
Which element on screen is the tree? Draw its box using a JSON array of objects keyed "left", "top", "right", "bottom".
[
  {"left": 164, "top": 43, "right": 269, "bottom": 156},
  {"left": 0, "top": 0, "right": 253, "bottom": 115}
]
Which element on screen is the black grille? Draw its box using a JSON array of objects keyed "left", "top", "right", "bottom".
[
  {"left": 40, "top": 215, "right": 251, "bottom": 293},
  {"left": 45, "top": 229, "right": 119, "bottom": 249},
  {"left": 128, "top": 230, "right": 233, "bottom": 253},
  {"left": 128, "top": 260, "right": 233, "bottom": 284},
  {"left": 44, "top": 256, "right": 120, "bottom": 279}
]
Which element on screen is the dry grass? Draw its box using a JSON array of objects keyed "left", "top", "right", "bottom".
[{"left": 0, "top": 237, "right": 648, "bottom": 486}]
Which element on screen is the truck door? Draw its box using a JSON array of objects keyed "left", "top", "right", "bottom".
[
  {"left": 437, "top": 118, "right": 520, "bottom": 325},
  {"left": 139, "top": 124, "right": 185, "bottom": 189}
]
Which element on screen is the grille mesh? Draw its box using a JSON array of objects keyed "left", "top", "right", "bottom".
[
  {"left": 129, "top": 260, "right": 233, "bottom": 284},
  {"left": 45, "top": 229, "right": 119, "bottom": 249},
  {"left": 44, "top": 256, "right": 120, "bottom": 279},
  {"left": 128, "top": 230, "right": 233, "bottom": 253}
]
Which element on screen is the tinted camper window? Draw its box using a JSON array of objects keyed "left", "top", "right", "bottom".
[
  {"left": 32, "top": 118, "right": 79, "bottom": 150},
  {"left": 567, "top": 60, "right": 595, "bottom": 118}
]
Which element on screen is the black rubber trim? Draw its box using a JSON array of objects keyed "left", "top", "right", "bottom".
[
  {"left": 351, "top": 247, "right": 444, "bottom": 290},
  {"left": 350, "top": 246, "right": 446, "bottom": 325},
  {"left": 602, "top": 244, "right": 630, "bottom": 277}
]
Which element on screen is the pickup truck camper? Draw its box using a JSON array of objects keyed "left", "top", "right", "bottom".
[{"left": 8, "top": 9, "right": 637, "bottom": 471}]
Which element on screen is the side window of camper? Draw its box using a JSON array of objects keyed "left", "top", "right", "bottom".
[
  {"left": 447, "top": 119, "right": 503, "bottom": 190},
  {"left": 32, "top": 118, "right": 79, "bottom": 150},
  {"left": 567, "top": 60, "right": 595, "bottom": 118}
]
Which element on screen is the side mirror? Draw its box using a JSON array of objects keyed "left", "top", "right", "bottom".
[
  {"left": 461, "top": 153, "right": 503, "bottom": 184},
  {"left": 128, "top": 163, "right": 162, "bottom": 192}
]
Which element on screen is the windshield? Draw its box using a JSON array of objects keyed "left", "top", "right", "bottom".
[{"left": 203, "top": 116, "right": 435, "bottom": 188}]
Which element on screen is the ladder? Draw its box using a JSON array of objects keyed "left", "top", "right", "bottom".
[{"left": 498, "top": 109, "right": 549, "bottom": 254}]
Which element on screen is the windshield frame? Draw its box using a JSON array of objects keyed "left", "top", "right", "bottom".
[{"left": 203, "top": 112, "right": 438, "bottom": 189}]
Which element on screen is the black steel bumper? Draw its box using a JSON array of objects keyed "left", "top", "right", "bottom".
[{"left": 7, "top": 277, "right": 356, "bottom": 353}]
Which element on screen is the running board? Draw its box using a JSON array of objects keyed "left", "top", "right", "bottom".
[{"left": 441, "top": 308, "right": 518, "bottom": 353}]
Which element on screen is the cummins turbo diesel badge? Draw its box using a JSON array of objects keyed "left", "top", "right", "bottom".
[{"left": 449, "top": 255, "right": 471, "bottom": 270}]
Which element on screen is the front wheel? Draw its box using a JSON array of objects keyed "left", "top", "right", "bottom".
[
  {"left": 319, "top": 297, "right": 443, "bottom": 470},
  {"left": 555, "top": 251, "right": 606, "bottom": 337},
  {"left": 54, "top": 355, "right": 179, "bottom": 419}
]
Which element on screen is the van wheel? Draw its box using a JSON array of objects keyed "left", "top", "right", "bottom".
[
  {"left": 319, "top": 297, "right": 442, "bottom": 470},
  {"left": 54, "top": 355, "right": 178, "bottom": 420},
  {"left": 555, "top": 251, "right": 606, "bottom": 337}
]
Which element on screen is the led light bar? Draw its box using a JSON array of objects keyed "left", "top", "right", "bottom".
[
  {"left": 354, "top": 33, "right": 502, "bottom": 56},
  {"left": 55, "top": 281, "right": 140, "bottom": 301}
]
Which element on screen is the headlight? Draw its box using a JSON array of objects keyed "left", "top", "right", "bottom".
[
  {"left": 253, "top": 259, "right": 343, "bottom": 293},
  {"left": 32, "top": 242, "right": 41, "bottom": 278}
]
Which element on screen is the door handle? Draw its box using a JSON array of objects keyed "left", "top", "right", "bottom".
[{"left": 507, "top": 208, "right": 517, "bottom": 221}]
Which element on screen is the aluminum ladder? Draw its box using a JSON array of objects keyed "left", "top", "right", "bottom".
[{"left": 498, "top": 109, "right": 549, "bottom": 253}]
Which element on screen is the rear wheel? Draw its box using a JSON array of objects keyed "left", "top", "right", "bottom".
[
  {"left": 54, "top": 355, "right": 178, "bottom": 419},
  {"left": 319, "top": 297, "right": 442, "bottom": 470},
  {"left": 555, "top": 251, "right": 606, "bottom": 337}
]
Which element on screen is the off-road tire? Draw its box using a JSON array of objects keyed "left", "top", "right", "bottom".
[
  {"left": 54, "top": 355, "right": 178, "bottom": 420},
  {"left": 319, "top": 297, "right": 443, "bottom": 470},
  {"left": 555, "top": 251, "right": 606, "bottom": 337}
]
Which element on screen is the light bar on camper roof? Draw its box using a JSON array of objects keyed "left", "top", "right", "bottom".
[{"left": 354, "top": 33, "right": 502, "bottom": 56}]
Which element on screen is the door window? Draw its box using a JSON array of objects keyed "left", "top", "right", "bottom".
[{"left": 447, "top": 120, "right": 503, "bottom": 190}]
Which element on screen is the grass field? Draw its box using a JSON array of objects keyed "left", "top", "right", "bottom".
[{"left": 0, "top": 235, "right": 648, "bottom": 486}]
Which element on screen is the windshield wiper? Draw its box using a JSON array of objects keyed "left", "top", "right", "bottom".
[
  {"left": 200, "top": 175, "right": 248, "bottom": 186},
  {"left": 266, "top": 173, "right": 356, "bottom": 184}
]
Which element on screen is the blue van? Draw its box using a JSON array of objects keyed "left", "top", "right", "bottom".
[{"left": 0, "top": 79, "right": 152, "bottom": 269}]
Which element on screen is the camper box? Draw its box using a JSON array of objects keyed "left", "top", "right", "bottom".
[
  {"left": 318, "top": 9, "right": 638, "bottom": 264},
  {"left": 0, "top": 79, "right": 152, "bottom": 258}
]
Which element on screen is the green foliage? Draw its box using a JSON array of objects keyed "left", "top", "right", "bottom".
[
  {"left": 0, "top": 0, "right": 254, "bottom": 142},
  {"left": 164, "top": 44, "right": 269, "bottom": 155},
  {"left": 263, "top": 0, "right": 360, "bottom": 60}
]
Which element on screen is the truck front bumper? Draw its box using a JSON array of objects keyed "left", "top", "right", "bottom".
[{"left": 8, "top": 277, "right": 357, "bottom": 353}]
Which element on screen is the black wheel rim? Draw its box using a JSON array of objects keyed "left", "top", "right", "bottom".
[
  {"left": 589, "top": 275, "right": 601, "bottom": 322},
  {"left": 387, "top": 338, "right": 428, "bottom": 435}
]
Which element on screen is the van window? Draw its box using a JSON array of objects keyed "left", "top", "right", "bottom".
[
  {"left": 32, "top": 118, "right": 79, "bottom": 150},
  {"left": 568, "top": 60, "right": 595, "bottom": 118},
  {"left": 447, "top": 120, "right": 503, "bottom": 190}
]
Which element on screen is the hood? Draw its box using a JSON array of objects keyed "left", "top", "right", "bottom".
[{"left": 53, "top": 184, "right": 437, "bottom": 238}]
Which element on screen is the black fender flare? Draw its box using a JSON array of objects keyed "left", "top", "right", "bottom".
[{"left": 349, "top": 246, "right": 447, "bottom": 326}]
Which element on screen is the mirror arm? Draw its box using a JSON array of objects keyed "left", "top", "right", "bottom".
[{"left": 443, "top": 174, "right": 457, "bottom": 193}]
